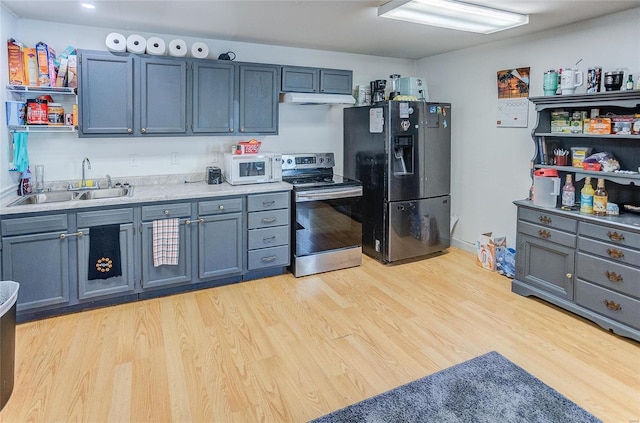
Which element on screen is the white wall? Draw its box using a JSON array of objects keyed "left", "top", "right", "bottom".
[
  {"left": 1, "top": 18, "right": 415, "bottom": 193},
  {"left": 0, "top": 5, "right": 19, "bottom": 194},
  {"left": 418, "top": 8, "right": 640, "bottom": 252}
]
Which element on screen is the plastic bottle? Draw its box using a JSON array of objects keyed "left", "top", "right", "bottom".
[
  {"left": 626, "top": 74, "right": 634, "bottom": 90},
  {"left": 593, "top": 178, "right": 608, "bottom": 216},
  {"left": 580, "top": 177, "right": 595, "bottom": 214},
  {"left": 561, "top": 174, "right": 575, "bottom": 210}
]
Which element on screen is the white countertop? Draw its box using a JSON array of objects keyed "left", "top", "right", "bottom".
[{"left": 1, "top": 177, "right": 292, "bottom": 216}]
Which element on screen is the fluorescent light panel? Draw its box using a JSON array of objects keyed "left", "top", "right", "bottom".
[{"left": 378, "top": 0, "right": 529, "bottom": 34}]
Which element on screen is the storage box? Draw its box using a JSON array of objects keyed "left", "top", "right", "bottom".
[
  {"left": 571, "top": 147, "right": 592, "bottom": 167},
  {"left": 611, "top": 115, "right": 634, "bottom": 135},
  {"left": 5, "top": 102, "right": 26, "bottom": 126},
  {"left": 551, "top": 120, "right": 571, "bottom": 133},
  {"left": 7, "top": 39, "right": 26, "bottom": 86},
  {"left": 23, "top": 47, "right": 38, "bottom": 86},
  {"left": 476, "top": 233, "right": 507, "bottom": 271},
  {"left": 35, "top": 42, "right": 56, "bottom": 87},
  {"left": 66, "top": 54, "right": 77, "bottom": 88},
  {"left": 588, "top": 117, "right": 611, "bottom": 134},
  {"left": 237, "top": 139, "right": 261, "bottom": 154}
]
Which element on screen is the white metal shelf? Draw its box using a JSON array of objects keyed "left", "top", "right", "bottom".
[{"left": 9, "top": 125, "right": 76, "bottom": 133}]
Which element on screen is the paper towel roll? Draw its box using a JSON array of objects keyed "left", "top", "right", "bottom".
[
  {"left": 168, "top": 39, "right": 187, "bottom": 57},
  {"left": 146, "top": 37, "right": 166, "bottom": 56},
  {"left": 105, "top": 32, "right": 126, "bottom": 52},
  {"left": 126, "top": 34, "right": 147, "bottom": 54},
  {"left": 190, "top": 42, "right": 209, "bottom": 59}
]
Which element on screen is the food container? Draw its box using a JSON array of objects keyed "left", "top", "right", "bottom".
[
  {"left": 237, "top": 139, "right": 261, "bottom": 154},
  {"left": 582, "top": 162, "right": 601, "bottom": 171},
  {"left": 26, "top": 99, "right": 48, "bottom": 125},
  {"left": 533, "top": 175, "right": 560, "bottom": 208},
  {"left": 571, "top": 147, "right": 593, "bottom": 167},
  {"left": 5, "top": 101, "right": 26, "bottom": 126},
  {"left": 47, "top": 103, "right": 64, "bottom": 126},
  {"left": 611, "top": 115, "right": 634, "bottom": 135},
  {"left": 588, "top": 117, "right": 611, "bottom": 134}
]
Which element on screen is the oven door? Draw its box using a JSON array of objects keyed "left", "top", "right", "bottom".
[{"left": 294, "top": 186, "right": 363, "bottom": 257}]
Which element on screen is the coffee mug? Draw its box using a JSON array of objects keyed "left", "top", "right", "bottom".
[
  {"left": 561, "top": 67, "right": 584, "bottom": 94},
  {"left": 543, "top": 70, "right": 558, "bottom": 96}
]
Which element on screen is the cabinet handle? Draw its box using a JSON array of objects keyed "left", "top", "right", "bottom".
[
  {"left": 607, "top": 231, "right": 625, "bottom": 241},
  {"left": 263, "top": 236, "right": 276, "bottom": 243},
  {"left": 262, "top": 200, "right": 275, "bottom": 207},
  {"left": 228, "top": 128, "right": 233, "bottom": 132},
  {"left": 218, "top": 205, "right": 224, "bottom": 210},
  {"left": 606, "top": 248, "right": 625, "bottom": 259},
  {"left": 60, "top": 231, "right": 83, "bottom": 239},
  {"left": 127, "top": 128, "right": 133, "bottom": 134},
  {"left": 538, "top": 229, "right": 551, "bottom": 239},
  {"left": 261, "top": 217, "right": 277, "bottom": 224},
  {"left": 538, "top": 215, "right": 552, "bottom": 224},
  {"left": 240, "top": 128, "right": 244, "bottom": 132},
  {"left": 603, "top": 299, "right": 622, "bottom": 312},
  {"left": 185, "top": 218, "right": 204, "bottom": 225},
  {"left": 163, "top": 209, "right": 170, "bottom": 215},
  {"left": 141, "top": 128, "right": 147, "bottom": 134},
  {"left": 604, "top": 271, "right": 623, "bottom": 282},
  {"left": 565, "top": 273, "right": 572, "bottom": 279},
  {"left": 260, "top": 255, "right": 277, "bottom": 263}
]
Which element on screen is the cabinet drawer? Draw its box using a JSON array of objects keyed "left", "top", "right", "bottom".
[
  {"left": 142, "top": 203, "right": 191, "bottom": 220},
  {"left": 248, "top": 209, "right": 290, "bottom": 229},
  {"left": 577, "top": 252, "right": 640, "bottom": 298},
  {"left": 77, "top": 208, "right": 134, "bottom": 227},
  {"left": 1, "top": 214, "right": 67, "bottom": 236},
  {"left": 247, "top": 191, "right": 289, "bottom": 212},
  {"left": 575, "top": 280, "right": 640, "bottom": 329},
  {"left": 518, "top": 221, "right": 576, "bottom": 248},
  {"left": 518, "top": 208, "right": 577, "bottom": 233},
  {"left": 579, "top": 222, "right": 640, "bottom": 247},
  {"left": 248, "top": 226, "right": 289, "bottom": 250},
  {"left": 578, "top": 237, "right": 640, "bottom": 267},
  {"left": 198, "top": 197, "right": 243, "bottom": 215},
  {"left": 248, "top": 245, "right": 289, "bottom": 270}
]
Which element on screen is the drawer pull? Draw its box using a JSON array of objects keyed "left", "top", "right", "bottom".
[
  {"left": 262, "top": 200, "right": 275, "bottom": 207},
  {"left": 606, "top": 249, "right": 625, "bottom": 259},
  {"left": 538, "top": 215, "right": 552, "bottom": 224},
  {"left": 565, "top": 273, "right": 572, "bottom": 279},
  {"left": 603, "top": 300, "right": 622, "bottom": 312},
  {"left": 186, "top": 218, "right": 204, "bottom": 225},
  {"left": 218, "top": 205, "right": 224, "bottom": 210},
  {"left": 604, "top": 271, "right": 623, "bottom": 282},
  {"left": 538, "top": 229, "right": 551, "bottom": 239},
  {"left": 163, "top": 209, "right": 170, "bottom": 215},
  {"left": 263, "top": 236, "right": 276, "bottom": 243},
  {"left": 261, "top": 217, "right": 277, "bottom": 224},
  {"left": 607, "top": 231, "right": 625, "bottom": 241},
  {"left": 260, "top": 255, "right": 277, "bottom": 263},
  {"left": 59, "top": 231, "right": 83, "bottom": 239}
]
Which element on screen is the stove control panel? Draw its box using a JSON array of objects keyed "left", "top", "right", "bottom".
[{"left": 282, "top": 153, "right": 335, "bottom": 170}]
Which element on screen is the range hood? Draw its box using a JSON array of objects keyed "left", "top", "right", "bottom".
[{"left": 279, "top": 92, "right": 356, "bottom": 105}]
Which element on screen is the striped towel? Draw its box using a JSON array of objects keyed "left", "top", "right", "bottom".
[{"left": 152, "top": 218, "right": 179, "bottom": 267}]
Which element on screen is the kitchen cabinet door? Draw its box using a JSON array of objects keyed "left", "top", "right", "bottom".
[
  {"left": 281, "top": 66, "right": 318, "bottom": 93},
  {"left": 319, "top": 69, "right": 353, "bottom": 94},
  {"left": 139, "top": 56, "right": 188, "bottom": 135},
  {"left": 238, "top": 64, "right": 279, "bottom": 134},
  {"left": 141, "top": 220, "right": 192, "bottom": 289},
  {"left": 197, "top": 213, "right": 243, "bottom": 280},
  {"left": 79, "top": 51, "right": 134, "bottom": 136},
  {"left": 192, "top": 61, "right": 235, "bottom": 133}
]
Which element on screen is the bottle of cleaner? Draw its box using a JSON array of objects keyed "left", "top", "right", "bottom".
[
  {"left": 561, "top": 174, "right": 575, "bottom": 210},
  {"left": 580, "top": 177, "right": 594, "bottom": 214},
  {"left": 593, "top": 178, "right": 608, "bottom": 216}
]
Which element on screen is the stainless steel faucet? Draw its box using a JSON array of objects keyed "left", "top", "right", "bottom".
[{"left": 81, "top": 158, "right": 91, "bottom": 187}]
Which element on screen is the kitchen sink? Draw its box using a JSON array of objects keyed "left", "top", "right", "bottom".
[
  {"left": 7, "top": 186, "right": 133, "bottom": 206},
  {"left": 77, "top": 187, "right": 133, "bottom": 200}
]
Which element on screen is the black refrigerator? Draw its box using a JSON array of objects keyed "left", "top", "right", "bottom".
[{"left": 343, "top": 101, "right": 451, "bottom": 263}]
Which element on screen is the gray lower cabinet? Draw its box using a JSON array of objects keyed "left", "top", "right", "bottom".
[
  {"left": 76, "top": 208, "right": 137, "bottom": 300},
  {"left": 246, "top": 192, "right": 290, "bottom": 272},
  {"left": 1, "top": 214, "right": 71, "bottom": 313},
  {"left": 238, "top": 64, "right": 279, "bottom": 134},
  {"left": 140, "top": 203, "right": 192, "bottom": 289},
  {"left": 196, "top": 198, "right": 243, "bottom": 280},
  {"left": 513, "top": 202, "right": 640, "bottom": 341}
]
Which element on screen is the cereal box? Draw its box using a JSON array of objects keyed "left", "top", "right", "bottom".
[
  {"left": 23, "top": 47, "right": 38, "bottom": 86},
  {"left": 35, "top": 42, "right": 56, "bottom": 87},
  {"left": 7, "top": 39, "right": 26, "bottom": 85}
]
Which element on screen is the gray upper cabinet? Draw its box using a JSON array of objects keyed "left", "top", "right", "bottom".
[
  {"left": 238, "top": 64, "right": 279, "bottom": 134},
  {"left": 192, "top": 61, "right": 235, "bottom": 134},
  {"left": 281, "top": 66, "right": 353, "bottom": 95},
  {"left": 139, "top": 56, "right": 187, "bottom": 135},
  {"left": 79, "top": 51, "right": 134, "bottom": 136}
]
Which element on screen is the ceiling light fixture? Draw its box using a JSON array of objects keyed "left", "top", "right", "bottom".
[
  {"left": 81, "top": 3, "right": 96, "bottom": 9},
  {"left": 378, "top": 0, "right": 529, "bottom": 34}
]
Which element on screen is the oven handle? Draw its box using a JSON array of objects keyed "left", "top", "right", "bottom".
[{"left": 295, "top": 186, "right": 363, "bottom": 202}]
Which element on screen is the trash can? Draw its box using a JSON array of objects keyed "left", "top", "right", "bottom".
[{"left": 0, "top": 281, "right": 19, "bottom": 411}]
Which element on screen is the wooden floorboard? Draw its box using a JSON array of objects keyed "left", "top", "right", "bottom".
[{"left": 2, "top": 248, "right": 639, "bottom": 422}]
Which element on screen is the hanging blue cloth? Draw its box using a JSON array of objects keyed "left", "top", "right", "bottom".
[{"left": 12, "top": 132, "right": 29, "bottom": 173}]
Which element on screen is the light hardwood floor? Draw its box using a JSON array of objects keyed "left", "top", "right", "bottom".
[{"left": 2, "top": 248, "right": 638, "bottom": 422}]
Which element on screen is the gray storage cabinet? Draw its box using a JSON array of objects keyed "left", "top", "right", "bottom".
[
  {"left": 191, "top": 61, "right": 235, "bottom": 134},
  {"left": 238, "top": 64, "right": 279, "bottom": 134},
  {"left": 281, "top": 66, "right": 353, "bottom": 95},
  {"left": 246, "top": 192, "right": 290, "bottom": 271},
  {"left": 140, "top": 203, "right": 193, "bottom": 289}
]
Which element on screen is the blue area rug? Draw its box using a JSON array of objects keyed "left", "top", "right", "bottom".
[{"left": 310, "top": 351, "right": 601, "bottom": 423}]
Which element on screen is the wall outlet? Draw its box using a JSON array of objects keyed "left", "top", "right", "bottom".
[
  {"left": 129, "top": 154, "right": 138, "bottom": 167},
  {"left": 171, "top": 152, "right": 180, "bottom": 165}
]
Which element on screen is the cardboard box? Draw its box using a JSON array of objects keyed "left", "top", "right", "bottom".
[
  {"left": 55, "top": 57, "right": 68, "bottom": 87},
  {"left": 589, "top": 117, "right": 611, "bottom": 134},
  {"left": 551, "top": 120, "right": 571, "bottom": 133},
  {"left": 23, "top": 47, "right": 38, "bottom": 86},
  {"left": 7, "top": 39, "right": 26, "bottom": 86},
  {"left": 6, "top": 101, "right": 26, "bottom": 126},
  {"left": 35, "top": 42, "right": 56, "bottom": 87},
  {"left": 476, "top": 233, "right": 507, "bottom": 271},
  {"left": 66, "top": 54, "right": 77, "bottom": 88}
]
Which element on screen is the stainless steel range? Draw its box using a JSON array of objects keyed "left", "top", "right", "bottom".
[{"left": 282, "top": 153, "right": 363, "bottom": 277}]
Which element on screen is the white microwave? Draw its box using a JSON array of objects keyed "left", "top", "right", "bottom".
[{"left": 223, "top": 153, "right": 283, "bottom": 185}]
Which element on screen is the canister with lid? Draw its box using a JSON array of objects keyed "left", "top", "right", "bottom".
[
  {"left": 26, "top": 99, "right": 48, "bottom": 125},
  {"left": 47, "top": 103, "right": 64, "bottom": 125}
]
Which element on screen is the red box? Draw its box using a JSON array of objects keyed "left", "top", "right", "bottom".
[
  {"left": 237, "top": 140, "right": 261, "bottom": 154},
  {"left": 582, "top": 162, "right": 601, "bottom": 171}
]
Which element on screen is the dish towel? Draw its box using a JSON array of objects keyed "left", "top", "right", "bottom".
[
  {"left": 12, "top": 132, "right": 29, "bottom": 173},
  {"left": 88, "top": 224, "right": 122, "bottom": 280},
  {"left": 153, "top": 218, "right": 179, "bottom": 266}
]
